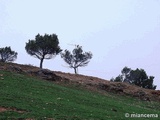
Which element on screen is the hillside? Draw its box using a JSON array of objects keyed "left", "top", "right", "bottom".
[
  {"left": 0, "top": 62, "right": 160, "bottom": 119},
  {"left": 0, "top": 62, "right": 160, "bottom": 102}
]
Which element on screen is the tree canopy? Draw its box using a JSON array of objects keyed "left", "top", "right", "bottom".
[
  {"left": 111, "top": 67, "right": 157, "bottom": 90},
  {"left": 25, "top": 33, "right": 62, "bottom": 68},
  {"left": 61, "top": 45, "right": 92, "bottom": 74},
  {"left": 0, "top": 46, "right": 18, "bottom": 62}
]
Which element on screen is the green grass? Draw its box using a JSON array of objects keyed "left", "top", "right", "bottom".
[{"left": 0, "top": 71, "right": 160, "bottom": 120}]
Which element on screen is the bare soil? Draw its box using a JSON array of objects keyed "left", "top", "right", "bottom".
[{"left": 0, "top": 106, "right": 26, "bottom": 113}]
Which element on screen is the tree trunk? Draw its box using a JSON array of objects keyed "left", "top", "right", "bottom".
[
  {"left": 40, "top": 58, "right": 44, "bottom": 69},
  {"left": 74, "top": 67, "right": 77, "bottom": 74}
]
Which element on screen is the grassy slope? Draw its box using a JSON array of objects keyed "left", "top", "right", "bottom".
[{"left": 0, "top": 71, "right": 160, "bottom": 120}]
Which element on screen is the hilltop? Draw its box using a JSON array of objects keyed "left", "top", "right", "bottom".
[{"left": 0, "top": 62, "right": 160, "bottom": 102}]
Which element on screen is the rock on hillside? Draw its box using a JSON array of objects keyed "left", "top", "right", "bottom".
[{"left": 0, "top": 62, "right": 160, "bottom": 102}]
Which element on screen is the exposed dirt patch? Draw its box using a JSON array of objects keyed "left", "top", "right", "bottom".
[
  {"left": 0, "top": 62, "right": 160, "bottom": 102},
  {"left": 0, "top": 106, "right": 26, "bottom": 113},
  {"left": 0, "top": 107, "right": 7, "bottom": 112}
]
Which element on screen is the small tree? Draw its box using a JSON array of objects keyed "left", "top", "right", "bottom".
[
  {"left": 61, "top": 45, "right": 92, "bottom": 74},
  {"left": 25, "top": 33, "right": 62, "bottom": 69},
  {"left": 110, "top": 75, "right": 123, "bottom": 82},
  {"left": 0, "top": 46, "right": 18, "bottom": 62},
  {"left": 121, "top": 66, "right": 131, "bottom": 83}
]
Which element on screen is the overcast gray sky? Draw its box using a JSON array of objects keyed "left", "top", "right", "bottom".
[{"left": 1, "top": 0, "right": 160, "bottom": 89}]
